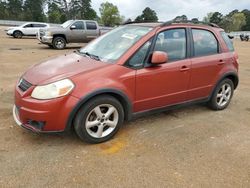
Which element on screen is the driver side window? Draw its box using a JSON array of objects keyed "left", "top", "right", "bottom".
[
  {"left": 127, "top": 40, "right": 152, "bottom": 68},
  {"left": 154, "top": 29, "right": 187, "bottom": 62},
  {"left": 72, "top": 21, "right": 84, "bottom": 30}
]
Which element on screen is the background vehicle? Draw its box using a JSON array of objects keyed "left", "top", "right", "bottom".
[
  {"left": 6, "top": 22, "right": 49, "bottom": 38},
  {"left": 37, "top": 20, "right": 103, "bottom": 49},
  {"left": 240, "top": 34, "right": 249, "bottom": 41},
  {"left": 14, "top": 20, "right": 239, "bottom": 143}
]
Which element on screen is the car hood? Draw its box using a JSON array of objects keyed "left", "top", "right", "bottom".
[
  {"left": 7, "top": 26, "right": 18, "bottom": 30},
  {"left": 40, "top": 26, "right": 64, "bottom": 33},
  {"left": 23, "top": 53, "right": 109, "bottom": 85}
]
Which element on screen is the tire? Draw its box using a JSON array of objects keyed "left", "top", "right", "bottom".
[
  {"left": 52, "top": 37, "right": 66, "bottom": 49},
  {"left": 74, "top": 95, "right": 124, "bottom": 144},
  {"left": 208, "top": 78, "right": 234, "bottom": 110},
  {"left": 13, "top": 31, "right": 23, "bottom": 38}
]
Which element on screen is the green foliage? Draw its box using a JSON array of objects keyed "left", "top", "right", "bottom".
[
  {"left": 210, "top": 12, "right": 223, "bottom": 24},
  {"left": 135, "top": 7, "right": 158, "bottom": 22},
  {"left": 203, "top": 10, "right": 249, "bottom": 32},
  {"left": 173, "top": 15, "right": 187, "bottom": 22},
  {"left": 99, "top": 2, "right": 122, "bottom": 26},
  {"left": 242, "top": 9, "right": 250, "bottom": 31},
  {"left": 23, "top": 0, "right": 46, "bottom": 22}
]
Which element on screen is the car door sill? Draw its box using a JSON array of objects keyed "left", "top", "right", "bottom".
[{"left": 131, "top": 97, "right": 209, "bottom": 120}]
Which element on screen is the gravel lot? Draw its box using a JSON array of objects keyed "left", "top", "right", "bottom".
[{"left": 0, "top": 26, "right": 250, "bottom": 187}]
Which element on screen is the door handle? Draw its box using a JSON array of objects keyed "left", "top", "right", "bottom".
[
  {"left": 180, "top": 65, "right": 190, "bottom": 72},
  {"left": 218, "top": 59, "right": 225, "bottom": 65}
]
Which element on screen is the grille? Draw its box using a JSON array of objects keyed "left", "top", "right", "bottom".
[
  {"left": 40, "top": 30, "right": 45, "bottom": 38},
  {"left": 18, "top": 79, "right": 32, "bottom": 92}
]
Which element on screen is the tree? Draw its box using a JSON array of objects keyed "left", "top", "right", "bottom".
[
  {"left": 23, "top": 0, "right": 46, "bottom": 22},
  {"left": 99, "top": 2, "right": 122, "bottom": 26},
  {"left": 6, "top": 0, "right": 23, "bottom": 20},
  {"left": 242, "top": 9, "right": 250, "bottom": 31},
  {"left": 203, "top": 12, "right": 213, "bottom": 23},
  {"left": 135, "top": 7, "right": 158, "bottom": 22},
  {"left": 47, "top": 2, "right": 66, "bottom": 23},
  {"left": 230, "top": 12, "right": 246, "bottom": 31},
  {"left": 174, "top": 15, "right": 187, "bottom": 22},
  {"left": 69, "top": 0, "right": 97, "bottom": 20},
  {"left": 0, "top": 1, "right": 9, "bottom": 19},
  {"left": 210, "top": 12, "right": 223, "bottom": 24}
]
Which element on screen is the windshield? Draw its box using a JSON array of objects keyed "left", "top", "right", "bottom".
[
  {"left": 61, "top": 20, "right": 73, "bottom": 28},
  {"left": 79, "top": 25, "right": 153, "bottom": 63}
]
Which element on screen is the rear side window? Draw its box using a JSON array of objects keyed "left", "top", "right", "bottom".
[
  {"left": 86, "top": 22, "right": 97, "bottom": 30},
  {"left": 192, "top": 29, "right": 219, "bottom": 57},
  {"left": 72, "top": 21, "right": 84, "bottom": 30},
  {"left": 221, "top": 32, "right": 234, "bottom": 52},
  {"left": 154, "top": 29, "right": 186, "bottom": 61},
  {"left": 33, "top": 24, "right": 47, "bottom": 28}
]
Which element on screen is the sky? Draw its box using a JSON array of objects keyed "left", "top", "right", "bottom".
[{"left": 91, "top": 0, "right": 250, "bottom": 21}]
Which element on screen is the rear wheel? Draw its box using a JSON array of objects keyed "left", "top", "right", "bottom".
[
  {"left": 52, "top": 37, "right": 66, "bottom": 49},
  {"left": 13, "top": 31, "right": 23, "bottom": 38},
  {"left": 208, "top": 79, "right": 234, "bottom": 110},
  {"left": 74, "top": 95, "right": 124, "bottom": 144}
]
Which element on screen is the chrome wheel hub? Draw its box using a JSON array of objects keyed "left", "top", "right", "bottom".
[
  {"left": 216, "top": 83, "right": 232, "bottom": 107},
  {"left": 85, "top": 104, "right": 119, "bottom": 138}
]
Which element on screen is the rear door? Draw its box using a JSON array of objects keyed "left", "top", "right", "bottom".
[
  {"left": 187, "top": 28, "right": 226, "bottom": 100},
  {"left": 85, "top": 21, "right": 99, "bottom": 42},
  {"left": 69, "top": 21, "right": 86, "bottom": 43}
]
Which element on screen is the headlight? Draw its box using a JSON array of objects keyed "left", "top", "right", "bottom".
[
  {"left": 45, "top": 31, "right": 52, "bottom": 36},
  {"left": 31, "top": 79, "right": 74, "bottom": 100}
]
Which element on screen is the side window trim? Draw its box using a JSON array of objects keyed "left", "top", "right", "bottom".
[
  {"left": 124, "top": 38, "right": 153, "bottom": 69},
  {"left": 190, "top": 28, "right": 221, "bottom": 58}
]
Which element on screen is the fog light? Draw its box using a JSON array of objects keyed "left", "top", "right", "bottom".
[{"left": 27, "top": 120, "right": 45, "bottom": 130}]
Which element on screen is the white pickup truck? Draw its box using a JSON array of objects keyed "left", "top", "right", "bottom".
[{"left": 6, "top": 22, "right": 50, "bottom": 38}]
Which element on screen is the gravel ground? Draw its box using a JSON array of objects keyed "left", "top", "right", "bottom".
[{"left": 0, "top": 26, "right": 250, "bottom": 188}]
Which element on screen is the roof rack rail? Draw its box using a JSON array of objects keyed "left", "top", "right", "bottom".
[
  {"left": 160, "top": 19, "right": 220, "bottom": 28},
  {"left": 122, "top": 20, "right": 162, "bottom": 25}
]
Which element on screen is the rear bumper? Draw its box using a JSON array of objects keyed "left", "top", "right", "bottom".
[{"left": 13, "top": 86, "right": 80, "bottom": 132}]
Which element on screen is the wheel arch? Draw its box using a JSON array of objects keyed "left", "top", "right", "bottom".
[
  {"left": 65, "top": 89, "right": 133, "bottom": 131},
  {"left": 53, "top": 34, "right": 67, "bottom": 43},
  {"left": 209, "top": 71, "right": 239, "bottom": 100}
]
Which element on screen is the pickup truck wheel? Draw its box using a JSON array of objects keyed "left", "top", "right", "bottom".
[
  {"left": 208, "top": 78, "right": 234, "bottom": 110},
  {"left": 74, "top": 95, "right": 124, "bottom": 144},
  {"left": 52, "top": 37, "right": 66, "bottom": 49},
  {"left": 13, "top": 31, "right": 23, "bottom": 38}
]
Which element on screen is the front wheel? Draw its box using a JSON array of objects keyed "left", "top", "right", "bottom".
[
  {"left": 52, "top": 37, "right": 66, "bottom": 49},
  {"left": 13, "top": 31, "right": 23, "bottom": 38},
  {"left": 208, "top": 79, "right": 234, "bottom": 110},
  {"left": 74, "top": 95, "right": 124, "bottom": 144}
]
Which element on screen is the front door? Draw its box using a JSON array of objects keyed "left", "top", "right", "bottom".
[
  {"left": 69, "top": 21, "right": 86, "bottom": 43},
  {"left": 134, "top": 28, "right": 191, "bottom": 112}
]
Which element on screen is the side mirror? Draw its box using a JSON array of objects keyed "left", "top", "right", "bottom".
[
  {"left": 70, "top": 25, "right": 76, "bottom": 30},
  {"left": 151, "top": 51, "right": 168, "bottom": 64}
]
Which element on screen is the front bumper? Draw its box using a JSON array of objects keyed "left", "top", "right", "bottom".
[
  {"left": 6, "top": 30, "right": 13, "bottom": 36},
  {"left": 39, "top": 36, "right": 53, "bottom": 44},
  {"left": 13, "top": 84, "right": 79, "bottom": 132}
]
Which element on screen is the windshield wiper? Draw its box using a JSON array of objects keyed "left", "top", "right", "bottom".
[{"left": 79, "top": 51, "right": 101, "bottom": 61}]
